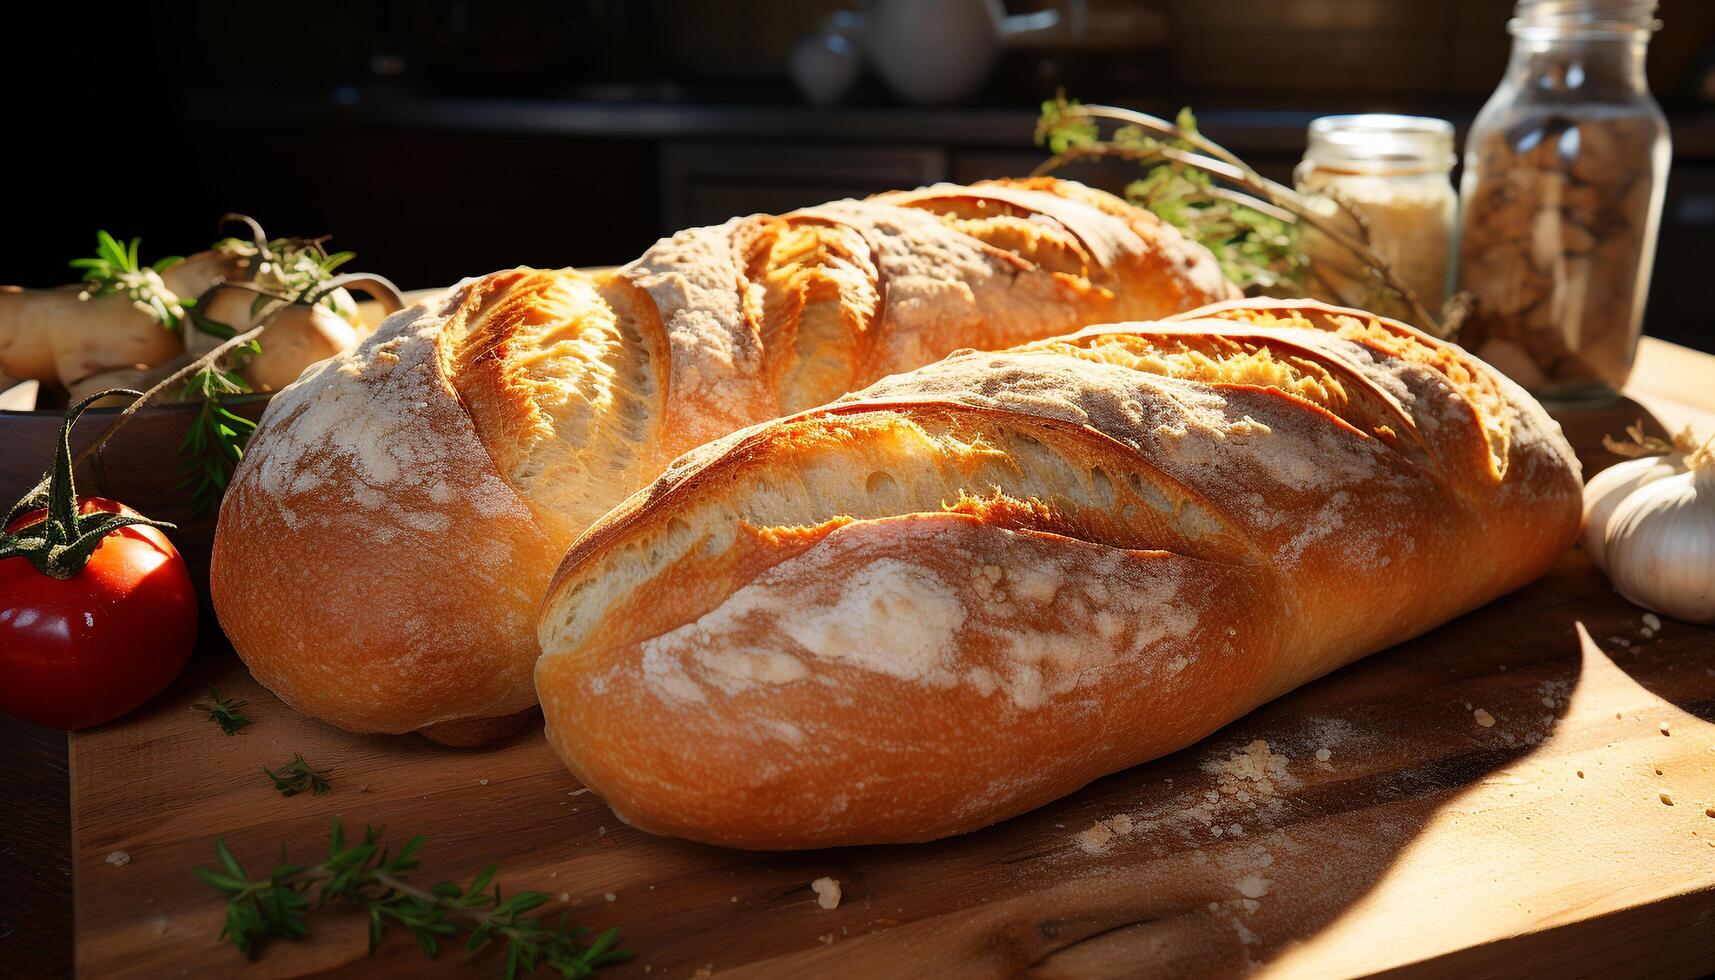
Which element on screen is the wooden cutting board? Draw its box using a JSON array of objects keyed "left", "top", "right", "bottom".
[{"left": 69, "top": 351, "right": 1715, "bottom": 979}]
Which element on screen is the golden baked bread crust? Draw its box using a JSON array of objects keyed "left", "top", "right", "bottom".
[
  {"left": 535, "top": 298, "right": 1583, "bottom": 848},
  {"left": 211, "top": 178, "right": 1234, "bottom": 738}
]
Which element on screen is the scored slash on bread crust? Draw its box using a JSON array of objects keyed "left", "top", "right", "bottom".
[
  {"left": 534, "top": 298, "right": 1583, "bottom": 849},
  {"left": 209, "top": 177, "right": 1234, "bottom": 739}
]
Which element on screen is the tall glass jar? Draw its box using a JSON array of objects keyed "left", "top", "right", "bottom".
[
  {"left": 1457, "top": 0, "right": 1670, "bottom": 408},
  {"left": 1295, "top": 115, "right": 1458, "bottom": 319}
]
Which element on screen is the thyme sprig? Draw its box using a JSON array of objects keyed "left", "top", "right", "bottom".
[
  {"left": 195, "top": 821, "right": 630, "bottom": 978},
  {"left": 69, "top": 230, "right": 190, "bottom": 331},
  {"left": 1035, "top": 95, "right": 1447, "bottom": 335},
  {"left": 264, "top": 754, "right": 332, "bottom": 796},
  {"left": 195, "top": 684, "right": 252, "bottom": 736},
  {"left": 213, "top": 213, "right": 357, "bottom": 321}
]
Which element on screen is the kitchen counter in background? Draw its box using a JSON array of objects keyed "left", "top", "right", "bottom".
[{"left": 184, "top": 93, "right": 1715, "bottom": 354}]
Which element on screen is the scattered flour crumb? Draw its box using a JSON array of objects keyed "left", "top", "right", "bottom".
[
  {"left": 105, "top": 851, "right": 130, "bottom": 868},
  {"left": 1077, "top": 822, "right": 1115, "bottom": 852},
  {"left": 1216, "top": 740, "right": 1290, "bottom": 797},
  {"left": 1235, "top": 875, "right": 1271, "bottom": 899},
  {"left": 1642, "top": 612, "right": 1662, "bottom": 632},
  {"left": 1315, "top": 748, "right": 1332, "bottom": 762},
  {"left": 478, "top": 779, "right": 489, "bottom": 786},
  {"left": 812, "top": 877, "right": 842, "bottom": 909},
  {"left": 604, "top": 892, "right": 617, "bottom": 902},
  {"left": 1077, "top": 813, "right": 1136, "bottom": 852},
  {"left": 1473, "top": 708, "right": 1496, "bottom": 728}
]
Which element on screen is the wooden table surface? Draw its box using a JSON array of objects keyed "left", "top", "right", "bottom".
[{"left": 4, "top": 335, "right": 1714, "bottom": 979}]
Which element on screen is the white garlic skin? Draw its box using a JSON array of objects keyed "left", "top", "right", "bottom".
[
  {"left": 1602, "top": 466, "right": 1715, "bottom": 624},
  {"left": 1582, "top": 454, "right": 1686, "bottom": 571}
]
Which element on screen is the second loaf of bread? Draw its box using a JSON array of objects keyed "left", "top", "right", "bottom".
[{"left": 535, "top": 298, "right": 1583, "bottom": 849}]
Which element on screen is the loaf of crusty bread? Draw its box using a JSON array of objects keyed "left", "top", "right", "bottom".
[
  {"left": 535, "top": 298, "right": 1583, "bottom": 848},
  {"left": 210, "top": 178, "right": 1234, "bottom": 742}
]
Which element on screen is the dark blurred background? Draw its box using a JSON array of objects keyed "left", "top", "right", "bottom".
[{"left": 5, "top": 0, "right": 1713, "bottom": 349}]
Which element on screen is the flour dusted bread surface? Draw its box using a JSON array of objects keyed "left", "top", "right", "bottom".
[
  {"left": 535, "top": 298, "right": 1583, "bottom": 848},
  {"left": 210, "top": 178, "right": 1233, "bottom": 738}
]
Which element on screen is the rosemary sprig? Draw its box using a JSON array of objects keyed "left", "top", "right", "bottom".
[
  {"left": 177, "top": 357, "right": 257, "bottom": 515},
  {"left": 264, "top": 754, "right": 332, "bottom": 796},
  {"left": 195, "top": 684, "right": 251, "bottom": 736},
  {"left": 1034, "top": 95, "right": 1446, "bottom": 335},
  {"left": 195, "top": 820, "right": 631, "bottom": 978},
  {"left": 69, "top": 230, "right": 190, "bottom": 331}
]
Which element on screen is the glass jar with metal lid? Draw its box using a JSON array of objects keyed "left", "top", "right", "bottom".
[
  {"left": 1457, "top": 0, "right": 1670, "bottom": 408},
  {"left": 1295, "top": 114, "right": 1458, "bottom": 320}
]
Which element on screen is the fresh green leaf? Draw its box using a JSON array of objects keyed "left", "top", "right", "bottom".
[
  {"left": 68, "top": 231, "right": 189, "bottom": 331},
  {"left": 195, "top": 685, "right": 252, "bottom": 735},
  {"left": 262, "top": 754, "right": 332, "bottom": 797}
]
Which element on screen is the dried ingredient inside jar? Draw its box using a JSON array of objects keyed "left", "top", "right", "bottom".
[{"left": 1459, "top": 110, "right": 1661, "bottom": 393}]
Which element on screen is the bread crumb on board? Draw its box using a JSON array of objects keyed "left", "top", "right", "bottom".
[
  {"left": 812, "top": 877, "right": 842, "bottom": 910},
  {"left": 1314, "top": 748, "right": 1332, "bottom": 762},
  {"left": 104, "top": 851, "right": 130, "bottom": 868},
  {"left": 1473, "top": 708, "right": 1496, "bottom": 728},
  {"left": 1235, "top": 874, "right": 1271, "bottom": 899},
  {"left": 1077, "top": 819, "right": 1118, "bottom": 853}
]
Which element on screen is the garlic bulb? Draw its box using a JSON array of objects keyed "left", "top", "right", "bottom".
[
  {"left": 1582, "top": 453, "right": 1685, "bottom": 570},
  {"left": 1583, "top": 427, "right": 1715, "bottom": 624}
]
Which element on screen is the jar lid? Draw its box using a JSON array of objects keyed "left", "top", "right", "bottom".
[
  {"left": 1510, "top": 0, "right": 1661, "bottom": 39},
  {"left": 1304, "top": 115, "right": 1456, "bottom": 174}
]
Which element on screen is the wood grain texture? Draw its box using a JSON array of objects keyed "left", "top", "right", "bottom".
[
  {"left": 0, "top": 714, "right": 71, "bottom": 980},
  {"left": 67, "top": 344, "right": 1715, "bottom": 980}
]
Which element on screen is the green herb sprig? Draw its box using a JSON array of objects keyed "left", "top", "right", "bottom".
[
  {"left": 195, "top": 684, "right": 251, "bottom": 736},
  {"left": 1034, "top": 95, "right": 1446, "bottom": 335},
  {"left": 177, "top": 357, "right": 258, "bottom": 515},
  {"left": 212, "top": 215, "right": 357, "bottom": 322},
  {"left": 69, "top": 230, "right": 190, "bottom": 331},
  {"left": 264, "top": 754, "right": 332, "bottom": 797},
  {"left": 195, "top": 820, "right": 630, "bottom": 978}
]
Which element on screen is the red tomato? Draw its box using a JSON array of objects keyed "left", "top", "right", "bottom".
[{"left": 0, "top": 497, "right": 196, "bottom": 729}]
